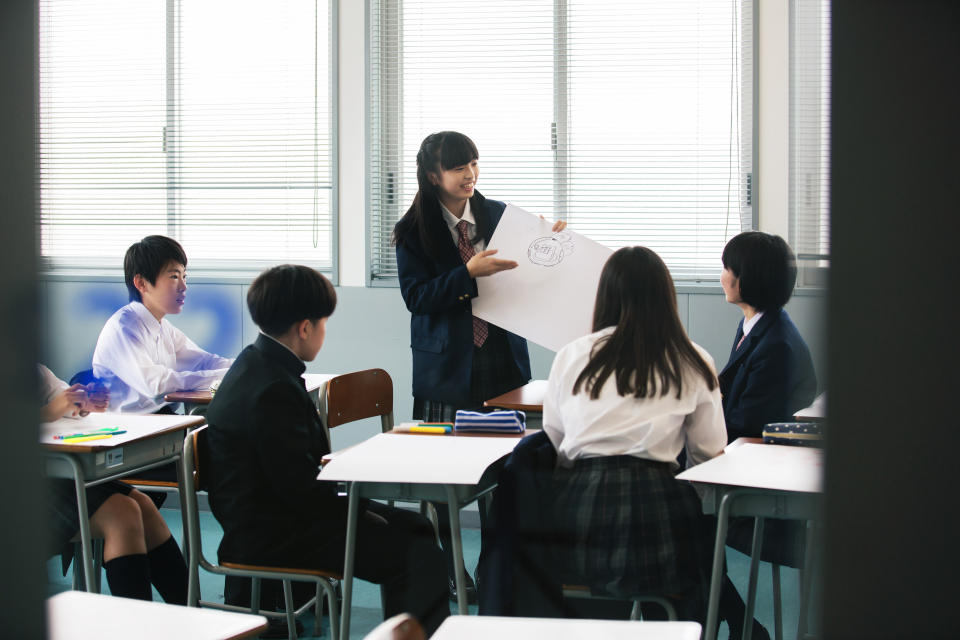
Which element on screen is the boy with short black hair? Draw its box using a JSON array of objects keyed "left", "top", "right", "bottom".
[
  {"left": 92, "top": 235, "right": 233, "bottom": 413},
  {"left": 205, "top": 264, "right": 448, "bottom": 635}
]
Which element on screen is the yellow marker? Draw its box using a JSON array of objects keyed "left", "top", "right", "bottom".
[
  {"left": 394, "top": 425, "right": 452, "bottom": 434},
  {"left": 62, "top": 434, "right": 114, "bottom": 443}
]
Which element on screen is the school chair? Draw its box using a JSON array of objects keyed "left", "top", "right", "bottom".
[
  {"left": 560, "top": 583, "right": 678, "bottom": 621},
  {"left": 182, "top": 425, "right": 340, "bottom": 640},
  {"left": 68, "top": 538, "right": 104, "bottom": 593},
  {"left": 323, "top": 368, "right": 394, "bottom": 435},
  {"left": 324, "top": 368, "right": 406, "bottom": 514}
]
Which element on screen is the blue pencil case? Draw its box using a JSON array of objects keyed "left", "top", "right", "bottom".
[
  {"left": 454, "top": 409, "right": 526, "bottom": 433},
  {"left": 762, "top": 422, "right": 824, "bottom": 447}
]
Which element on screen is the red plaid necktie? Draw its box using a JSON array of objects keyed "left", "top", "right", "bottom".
[
  {"left": 736, "top": 333, "right": 746, "bottom": 350},
  {"left": 457, "top": 220, "right": 488, "bottom": 347}
]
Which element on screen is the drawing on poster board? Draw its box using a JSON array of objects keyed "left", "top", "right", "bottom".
[{"left": 527, "top": 231, "right": 575, "bottom": 267}]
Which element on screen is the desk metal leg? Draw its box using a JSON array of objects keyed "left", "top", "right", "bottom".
[
  {"left": 798, "top": 520, "right": 817, "bottom": 639},
  {"left": 445, "top": 485, "right": 468, "bottom": 615},
  {"left": 772, "top": 564, "right": 783, "bottom": 640},
  {"left": 706, "top": 490, "right": 735, "bottom": 640},
  {"left": 176, "top": 451, "right": 190, "bottom": 563},
  {"left": 744, "top": 517, "right": 766, "bottom": 640},
  {"left": 63, "top": 455, "right": 97, "bottom": 593},
  {"left": 340, "top": 482, "right": 361, "bottom": 640}
]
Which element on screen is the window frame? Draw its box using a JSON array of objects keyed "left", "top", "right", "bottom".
[
  {"left": 789, "top": 0, "right": 830, "bottom": 288},
  {"left": 37, "top": 0, "right": 341, "bottom": 284},
  {"left": 364, "top": 0, "right": 758, "bottom": 287}
]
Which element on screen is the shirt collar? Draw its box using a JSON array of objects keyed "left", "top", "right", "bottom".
[
  {"left": 441, "top": 198, "right": 475, "bottom": 232},
  {"left": 130, "top": 301, "right": 163, "bottom": 337},
  {"left": 742, "top": 310, "right": 765, "bottom": 337}
]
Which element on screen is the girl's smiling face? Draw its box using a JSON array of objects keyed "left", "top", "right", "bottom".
[{"left": 431, "top": 158, "right": 479, "bottom": 206}]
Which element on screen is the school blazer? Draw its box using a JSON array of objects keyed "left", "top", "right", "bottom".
[
  {"left": 718, "top": 308, "right": 817, "bottom": 442},
  {"left": 395, "top": 194, "right": 531, "bottom": 406},
  {"left": 204, "top": 334, "right": 359, "bottom": 564}
]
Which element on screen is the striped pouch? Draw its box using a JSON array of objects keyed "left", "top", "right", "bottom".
[{"left": 454, "top": 409, "right": 526, "bottom": 433}]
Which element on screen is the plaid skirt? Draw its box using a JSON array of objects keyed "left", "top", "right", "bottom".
[
  {"left": 413, "top": 324, "right": 526, "bottom": 422},
  {"left": 552, "top": 455, "right": 714, "bottom": 600},
  {"left": 46, "top": 478, "right": 134, "bottom": 557}
]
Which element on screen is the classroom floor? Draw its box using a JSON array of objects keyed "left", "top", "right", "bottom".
[{"left": 46, "top": 508, "right": 804, "bottom": 639}]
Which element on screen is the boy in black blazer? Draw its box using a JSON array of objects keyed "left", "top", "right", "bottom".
[{"left": 205, "top": 265, "right": 448, "bottom": 635}]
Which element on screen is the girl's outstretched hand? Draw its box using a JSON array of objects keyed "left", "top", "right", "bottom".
[{"left": 466, "top": 249, "right": 519, "bottom": 278}]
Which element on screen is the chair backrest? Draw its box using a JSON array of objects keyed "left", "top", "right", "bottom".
[
  {"left": 182, "top": 424, "right": 210, "bottom": 606},
  {"left": 69, "top": 369, "right": 98, "bottom": 386},
  {"left": 325, "top": 368, "right": 393, "bottom": 432}
]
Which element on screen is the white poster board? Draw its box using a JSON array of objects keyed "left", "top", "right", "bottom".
[{"left": 472, "top": 204, "right": 613, "bottom": 352}]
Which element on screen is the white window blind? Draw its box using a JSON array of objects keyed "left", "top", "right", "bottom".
[
  {"left": 789, "top": 0, "right": 830, "bottom": 264},
  {"left": 38, "top": 0, "right": 335, "bottom": 274},
  {"left": 368, "top": 0, "right": 753, "bottom": 282}
]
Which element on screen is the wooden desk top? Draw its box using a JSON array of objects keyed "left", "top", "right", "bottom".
[
  {"left": 484, "top": 379, "right": 547, "bottom": 412},
  {"left": 39, "top": 413, "right": 205, "bottom": 453},
  {"left": 432, "top": 616, "right": 701, "bottom": 640},
  {"left": 165, "top": 372, "right": 337, "bottom": 405},
  {"left": 46, "top": 591, "right": 268, "bottom": 640}
]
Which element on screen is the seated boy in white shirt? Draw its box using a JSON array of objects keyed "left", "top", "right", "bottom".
[{"left": 92, "top": 235, "right": 233, "bottom": 414}]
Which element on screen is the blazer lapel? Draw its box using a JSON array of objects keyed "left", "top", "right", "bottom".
[
  {"left": 720, "top": 310, "right": 780, "bottom": 376},
  {"left": 721, "top": 320, "right": 746, "bottom": 376}
]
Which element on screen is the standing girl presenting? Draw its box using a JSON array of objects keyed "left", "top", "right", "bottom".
[{"left": 393, "top": 131, "right": 564, "bottom": 602}]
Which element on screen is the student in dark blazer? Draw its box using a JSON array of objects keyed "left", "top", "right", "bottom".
[
  {"left": 393, "top": 131, "right": 566, "bottom": 602},
  {"left": 204, "top": 265, "right": 448, "bottom": 636},
  {"left": 718, "top": 231, "right": 817, "bottom": 439},
  {"left": 717, "top": 231, "right": 817, "bottom": 640}
]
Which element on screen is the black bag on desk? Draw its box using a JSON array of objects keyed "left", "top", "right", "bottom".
[{"left": 762, "top": 422, "right": 824, "bottom": 447}]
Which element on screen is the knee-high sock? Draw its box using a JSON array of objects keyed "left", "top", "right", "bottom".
[
  {"left": 103, "top": 553, "right": 153, "bottom": 601},
  {"left": 147, "top": 536, "right": 188, "bottom": 605}
]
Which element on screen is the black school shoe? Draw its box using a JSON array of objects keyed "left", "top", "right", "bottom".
[{"left": 448, "top": 571, "right": 478, "bottom": 605}]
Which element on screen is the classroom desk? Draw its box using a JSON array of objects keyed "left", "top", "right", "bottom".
[
  {"left": 40, "top": 412, "right": 206, "bottom": 593},
  {"left": 677, "top": 440, "right": 823, "bottom": 640},
  {"left": 47, "top": 590, "right": 268, "bottom": 640},
  {"left": 431, "top": 616, "right": 702, "bottom": 640},
  {"left": 165, "top": 372, "right": 337, "bottom": 414},
  {"left": 794, "top": 392, "right": 827, "bottom": 422},
  {"left": 318, "top": 431, "right": 524, "bottom": 640},
  {"left": 483, "top": 379, "right": 547, "bottom": 429}
]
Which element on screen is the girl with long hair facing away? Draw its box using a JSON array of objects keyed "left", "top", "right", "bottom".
[{"left": 543, "top": 246, "right": 726, "bottom": 622}]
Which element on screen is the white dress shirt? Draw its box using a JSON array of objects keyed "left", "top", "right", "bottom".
[
  {"left": 37, "top": 364, "right": 83, "bottom": 419},
  {"left": 543, "top": 326, "right": 727, "bottom": 469},
  {"left": 92, "top": 301, "right": 233, "bottom": 413},
  {"left": 741, "top": 310, "right": 764, "bottom": 337},
  {"left": 441, "top": 199, "right": 486, "bottom": 252}
]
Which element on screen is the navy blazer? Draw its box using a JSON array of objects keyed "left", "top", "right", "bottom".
[
  {"left": 718, "top": 308, "right": 817, "bottom": 442},
  {"left": 395, "top": 194, "right": 531, "bottom": 406}
]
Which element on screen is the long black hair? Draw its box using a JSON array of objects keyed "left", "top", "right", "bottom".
[
  {"left": 391, "top": 131, "right": 492, "bottom": 261},
  {"left": 574, "top": 246, "right": 717, "bottom": 400}
]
